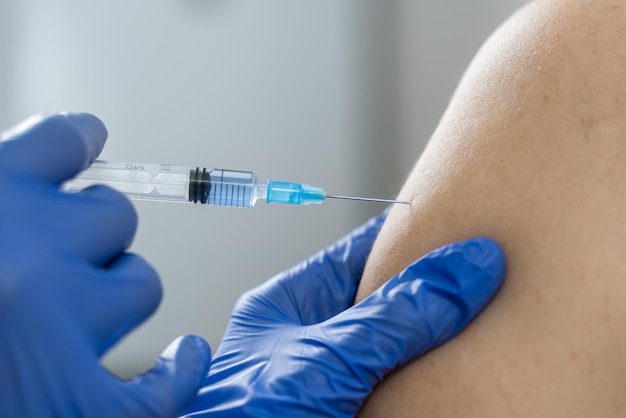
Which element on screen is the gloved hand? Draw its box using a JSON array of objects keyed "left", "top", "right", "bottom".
[
  {"left": 181, "top": 214, "right": 506, "bottom": 417},
  {"left": 0, "top": 113, "right": 211, "bottom": 418}
]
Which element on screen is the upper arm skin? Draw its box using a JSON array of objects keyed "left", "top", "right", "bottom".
[{"left": 356, "top": 1, "right": 626, "bottom": 416}]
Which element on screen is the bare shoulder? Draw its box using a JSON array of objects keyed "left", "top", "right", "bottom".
[{"left": 357, "top": 1, "right": 626, "bottom": 416}]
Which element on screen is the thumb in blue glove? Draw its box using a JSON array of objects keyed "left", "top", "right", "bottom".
[
  {"left": 180, "top": 214, "right": 505, "bottom": 417},
  {"left": 0, "top": 113, "right": 211, "bottom": 417}
]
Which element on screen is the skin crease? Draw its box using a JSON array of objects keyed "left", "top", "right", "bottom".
[{"left": 355, "top": 0, "right": 626, "bottom": 417}]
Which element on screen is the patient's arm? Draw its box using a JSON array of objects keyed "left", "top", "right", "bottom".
[{"left": 356, "top": 0, "right": 626, "bottom": 416}]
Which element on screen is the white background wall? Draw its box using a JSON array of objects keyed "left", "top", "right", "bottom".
[{"left": 1, "top": 0, "right": 527, "bottom": 378}]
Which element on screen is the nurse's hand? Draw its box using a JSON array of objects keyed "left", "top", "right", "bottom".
[
  {"left": 180, "top": 214, "right": 506, "bottom": 417},
  {"left": 0, "top": 113, "right": 210, "bottom": 418}
]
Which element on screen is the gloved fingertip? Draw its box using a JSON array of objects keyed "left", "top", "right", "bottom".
[
  {"left": 460, "top": 237, "right": 506, "bottom": 278},
  {"left": 413, "top": 237, "right": 506, "bottom": 284},
  {"left": 456, "top": 238, "right": 506, "bottom": 317},
  {"left": 61, "top": 112, "right": 108, "bottom": 165},
  {"left": 167, "top": 335, "right": 212, "bottom": 412},
  {"left": 171, "top": 335, "right": 212, "bottom": 389},
  {"left": 187, "top": 334, "right": 212, "bottom": 365},
  {"left": 121, "top": 336, "right": 212, "bottom": 417},
  {"left": 413, "top": 237, "right": 506, "bottom": 317},
  {"left": 389, "top": 237, "right": 506, "bottom": 327}
]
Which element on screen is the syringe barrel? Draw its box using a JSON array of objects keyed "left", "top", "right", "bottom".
[
  {"left": 63, "top": 161, "right": 262, "bottom": 208},
  {"left": 196, "top": 168, "right": 260, "bottom": 207}
]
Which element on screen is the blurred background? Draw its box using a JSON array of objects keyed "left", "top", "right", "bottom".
[{"left": 0, "top": 0, "right": 527, "bottom": 377}]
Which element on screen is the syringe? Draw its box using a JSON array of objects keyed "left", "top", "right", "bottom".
[{"left": 63, "top": 160, "right": 411, "bottom": 208}]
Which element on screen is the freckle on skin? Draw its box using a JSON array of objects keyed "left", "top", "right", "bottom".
[
  {"left": 570, "top": 351, "right": 578, "bottom": 362},
  {"left": 604, "top": 313, "right": 611, "bottom": 324},
  {"left": 543, "top": 94, "right": 551, "bottom": 103},
  {"left": 463, "top": 386, "right": 475, "bottom": 394}
]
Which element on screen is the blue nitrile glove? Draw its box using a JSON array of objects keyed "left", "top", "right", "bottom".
[
  {"left": 0, "top": 113, "right": 211, "bottom": 418},
  {"left": 181, "top": 214, "right": 506, "bottom": 417}
]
